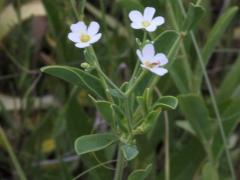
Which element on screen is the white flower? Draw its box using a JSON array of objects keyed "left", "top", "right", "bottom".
[
  {"left": 129, "top": 7, "right": 165, "bottom": 32},
  {"left": 68, "top": 21, "right": 102, "bottom": 48},
  {"left": 137, "top": 44, "right": 168, "bottom": 76}
]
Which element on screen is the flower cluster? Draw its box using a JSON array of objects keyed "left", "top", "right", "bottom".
[{"left": 67, "top": 7, "right": 168, "bottom": 76}]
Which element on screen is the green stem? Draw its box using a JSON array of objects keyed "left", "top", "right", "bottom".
[
  {"left": 128, "top": 31, "right": 147, "bottom": 88},
  {"left": 79, "top": 0, "right": 86, "bottom": 20},
  {"left": 87, "top": 47, "right": 125, "bottom": 99},
  {"left": 177, "top": 1, "right": 235, "bottom": 179},
  {"left": 125, "top": 70, "right": 148, "bottom": 96},
  {"left": 114, "top": 146, "right": 125, "bottom": 180},
  {"left": 70, "top": 0, "right": 80, "bottom": 20},
  {"left": 164, "top": 111, "right": 170, "bottom": 180},
  {"left": 0, "top": 126, "right": 27, "bottom": 180},
  {"left": 148, "top": 35, "right": 181, "bottom": 90},
  {"left": 143, "top": 32, "right": 147, "bottom": 43},
  {"left": 191, "top": 30, "right": 235, "bottom": 179}
]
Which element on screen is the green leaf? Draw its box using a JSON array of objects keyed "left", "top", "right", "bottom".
[
  {"left": 128, "top": 164, "right": 152, "bottom": 180},
  {"left": 182, "top": 3, "right": 205, "bottom": 31},
  {"left": 142, "top": 111, "right": 161, "bottom": 130},
  {"left": 42, "top": 0, "right": 61, "bottom": 34},
  {"left": 42, "top": 0, "right": 67, "bottom": 62},
  {"left": 132, "top": 30, "right": 181, "bottom": 96},
  {"left": 217, "top": 56, "right": 240, "bottom": 103},
  {"left": 143, "top": 88, "right": 152, "bottom": 111},
  {"left": 195, "top": 6, "right": 238, "bottom": 87},
  {"left": 155, "top": 31, "right": 192, "bottom": 93},
  {"left": 41, "top": 65, "right": 106, "bottom": 99},
  {"left": 170, "top": 58, "right": 192, "bottom": 93},
  {"left": 178, "top": 94, "right": 213, "bottom": 142},
  {"left": 89, "top": 96, "right": 115, "bottom": 126},
  {"left": 74, "top": 133, "right": 118, "bottom": 155},
  {"left": 154, "top": 30, "right": 179, "bottom": 54},
  {"left": 212, "top": 98, "right": 240, "bottom": 160},
  {"left": 175, "top": 120, "right": 196, "bottom": 135},
  {"left": 134, "top": 110, "right": 161, "bottom": 135},
  {"left": 164, "top": 137, "right": 205, "bottom": 180},
  {"left": 65, "top": 95, "right": 92, "bottom": 143},
  {"left": 121, "top": 144, "right": 139, "bottom": 161},
  {"left": 153, "top": 96, "right": 178, "bottom": 110},
  {"left": 201, "top": 162, "right": 218, "bottom": 180},
  {"left": 202, "top": 6, "right": 238, "bottom": 62},
  {"left": 136, "top": 88, "right": 152, "bottom": 114}
]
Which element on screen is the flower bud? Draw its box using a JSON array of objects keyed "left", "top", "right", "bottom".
[{"left": 81, "top": 62, "right": 90, "bottom": 69}]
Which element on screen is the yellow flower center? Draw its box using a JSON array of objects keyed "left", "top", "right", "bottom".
[
  {"left": 144, "top": 61, "right": 160, "bottom": 69},
  {"left": 142, "top": 21, "right": 151, "bottom": 28},
  {"left": 80, "top": 34, "right": 91, "bottom": 42}
]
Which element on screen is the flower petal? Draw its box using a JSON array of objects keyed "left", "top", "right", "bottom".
[
  {"left": 136, "top": 49, "right": 144, "bottom": 63},
  {"left": 145, "top": 24, "right": 157, "bottom": 32},
  {"left": 75, "top": 42, "right": 90, "bottom": 48},
  {"left": 68, "top": 32, "right": 80, "bottom": 43},
  {"left": 150, "top": 67, "right": 168, "bottom": 76},
  {"left": 129, "top": 10, "right": 143, "bottom": 22},
  {"left": 87, "top": 21, "right": 100, "bottom": 36},
  {"left": 89, "top": 33, "right": 102, "bottom": 44},
  {"left": 152, "top": 16, "right": 165, "bottom": 26},
  {"left": 143, "top": 7, "right": 156, "bottom": 21},
  {"left": 142, "top": 44, "right": 155, "bottom": 59},
  {"left": 131, "top": 22, "right": 143, "bottom": 29},
  {"left": 153, "top": 53, "right": 168, "bottom": 65},
  {"left": 70, "top": 21, "right": 87, "bottom": 32}
]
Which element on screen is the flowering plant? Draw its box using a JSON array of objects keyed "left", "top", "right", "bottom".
[
  {"left": 42, "top": 6, "right": 177, "bottom": 179},
  {"left": 40, "top": 3, "right": 237, "bottom": 180}
]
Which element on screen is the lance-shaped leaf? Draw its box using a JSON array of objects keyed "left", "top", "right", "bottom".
[
  {"left": 182, "top": 3, "right": 205, "bottom": 31},
  {"left": 74, "top": 133, "right": 118, "bottom": 155},
  {"left": 128, "top": 164, "right": 152, "bottom": 180},
  {"left": 41, "top": 65, "right": 106, "bottom": 99},
  {"left": 178, "top": 94, "right": 213, "bottom": 142},
  {"left": 212, "top": 98, "right": 240, "bottom": 160},
  {"left": 217, "top": 56, "right": 240, "bottom": 103},
  {"left": 195, "top": 6, "right": 238, "bottom": 87},
  {"left": 154, "top": 30, "right": 179, "bottom": 54}
]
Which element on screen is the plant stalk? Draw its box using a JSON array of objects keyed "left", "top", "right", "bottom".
[
  {"left": 0, "top": 126, "right": 27, "bottom": 180},
  {"left": 114, "top": 146, "right": 125, "bottom": 180},
  {"left": 70, "top": 0, "right": 80, "bottom": 20},
  {"left": 164, "top": 111, "right": 170, "bottom": 180}
]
